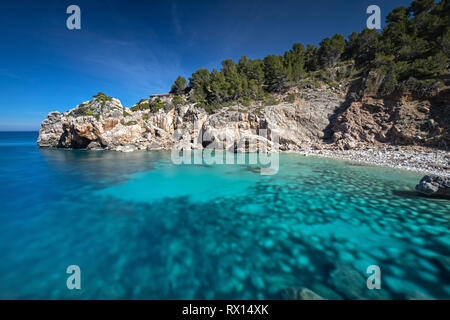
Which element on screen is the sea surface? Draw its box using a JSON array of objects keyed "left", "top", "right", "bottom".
[{"left": 0, "top": 131, "right": 449, "bottom": 299}]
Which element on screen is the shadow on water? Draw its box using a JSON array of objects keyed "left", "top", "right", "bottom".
[
  {"left": 393, "top": 189, "right": 450, "bottom": 200},
  {"left": 392, "top": 190, "right": 421, "bottom": 199},
  {"left": 417, "top": 193, "right": 450, "bottom": 200}
]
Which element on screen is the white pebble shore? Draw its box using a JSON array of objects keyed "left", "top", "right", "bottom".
[{"left": 290, "top": 146, "right": 450, "bottom": 177}]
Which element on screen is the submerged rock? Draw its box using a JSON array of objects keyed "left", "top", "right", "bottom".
[
  {"left": 281, "top": 287, "right": 325, "bottom": 300},
  {"left": 329, "top": 264, "right": 366, "bottom": 299},
  {"left": 406, "top": 291, "right": 434, "bottom": 300},
  {"left": 311, "top": 283, "right": 343, "bottom": 300},
  {"left": 415, "top": 175, "right": 450, "bottom": 197}
]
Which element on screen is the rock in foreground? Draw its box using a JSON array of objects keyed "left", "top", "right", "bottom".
[
  {"left": 415, "top": 175, "right": 450, "bottom": 197},
  {"left": 281, "top": 287, "right": 325, "bottom": 300}
]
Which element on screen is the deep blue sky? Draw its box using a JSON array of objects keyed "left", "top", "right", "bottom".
[{"left": 0, "top": 0, "right": 413, "bottom": 131}]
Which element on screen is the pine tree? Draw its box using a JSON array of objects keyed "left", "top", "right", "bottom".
[
  {"left": 188, "top": 69, "right": 210, "bottom": 102},
  {"left": 305, "top": 44, "right": 319, "bottom": 72},
  {"left": 263, "top": 55, "right": 290, "bottom": 92},
  {"left": 209, "top": 69, "right": 227, "bottom": 103},
  {"left": 237, "top": 56, "right": 265, "bottom": 99},
  {"left": 409, "top": 0, "right": 435, "bottom": 15},
  {"left": 221, "top": 59, "right": 244, "bottom": 100},
  {"left": 170, "top": 76, "right": 187, "bottom": 96},
  {"left": 345, "top": 28, "right": 380, "bottom": 66},
  {"left": 319, "top": 34, "right": 346, "bottom": 68},
  {"left": 284, "top": 43, "right": 306, "bottom": 82},
  {"left": 173, "top": 0, "right": 449, "bottom": 108}
]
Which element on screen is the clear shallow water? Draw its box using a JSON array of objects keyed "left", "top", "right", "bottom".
[{"left": 0, "top": 132, "right": 449, "bottom": 300}]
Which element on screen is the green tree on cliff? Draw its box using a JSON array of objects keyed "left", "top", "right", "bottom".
[
  {"left": 319, "top": 34, "right": 346, "bottom": 68},
  {"left": 305, "top": 44, "right": 320, "bottom": 72},
  {"left": 345, "top": 28, "right": 380, "bottom": 66},
  {"left": 221, "top": 59, "right": 245, "bottom": 100},
  {"left": 209, "top": 69, "right": 227, "bottom": 103},
  {"left": 263, "top": 55, "right": 290, "bottom": 92},
  {"left": 170, "top": 76, "right": 187, "bottom": 96},
  {"left": 188, "top": 69, "right": 210, "bottom": 102},
  {"left": 174, "top": 0, "right": 449, "bottom": 108},
  {"left": 284, "top": 43, "right": 306, "bottom": 81},
  {"left": 237, "top": 56, "right": 265, "bottom": 99}
]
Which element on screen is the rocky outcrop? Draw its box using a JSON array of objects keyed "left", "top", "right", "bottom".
[
  {"left": 37, "top": 87, "right": 346, "bottom": 152},
  {"left": 37, "top": 85, "right": 450, "bottom": 154},
  {"left": 332, "top": 87, "right": 450, "bottom": 150},
  {"left": 37, "top": 111, "right": 64, "bottom": 148},
  {"left": 415, "top": 175, "right": 450, "bottom": 197}
]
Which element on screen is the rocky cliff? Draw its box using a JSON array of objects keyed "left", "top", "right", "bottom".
[
  {"left": 37, "top": 87, "right": 346, "bottom": 152},
  {"left": 332, "top": 87, "right": 450, "bottom": 150},
  {"left": 37, "top": 86, "right": 450, "bottom": 153}
]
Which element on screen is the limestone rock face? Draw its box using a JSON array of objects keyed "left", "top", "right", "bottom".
[
  {"left": 116, "top": 145, "right": 138, "bottom": 153},
  {"left": 202, "top": 109, "right": 261, "bottom": 151},
  {"left": 37, "top": 111, "right": 64, "bottom": 148},
  {"left": 37, "top": 86, "right": 449, "bottom": 153},
  {"left": 263, "top": 89, "right": 343, "bottom": 151},
  {"left": 332, "top": 88, "right": 450, "bottom": 150},
  {"left": 37, "top": 87, "right": 346, "bottom": 152},
  {"left": 415, "top": 175, "right": 450, "bottom": 197}
]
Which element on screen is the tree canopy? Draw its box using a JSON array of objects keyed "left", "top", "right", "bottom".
[
  {"left": 170, "top": 76, "right": 187, "bottom": 96},
  {"left": 167, "top": 0, "right": 449, "bottom": 110}
]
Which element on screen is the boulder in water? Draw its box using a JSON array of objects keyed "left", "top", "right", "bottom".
[
  {"left": 415, "top": 175, "right": 450, "bottom": 198},
  {"left": 329, "top": 264, "right": 366, "bottom": 299}
]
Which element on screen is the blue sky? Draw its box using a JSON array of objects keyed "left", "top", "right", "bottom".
[{"left": 0, "top": 0, "right": 412, "bottom": 131}]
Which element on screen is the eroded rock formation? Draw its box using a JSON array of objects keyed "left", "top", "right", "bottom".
[
  {"left": 37, "top": 85, "right": 450, "bottom": 153},
  {"left": 332, "top": 87, "right": 450, "bottom": 150},
  {"left": 37, "top": 87, "right": 346, "bottom": 152},
  {"left": 415, "top": 174, "right": 450, "bottom": 197}
]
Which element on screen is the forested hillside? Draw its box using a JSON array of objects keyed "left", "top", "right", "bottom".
[{"left": 167, "top": 0, "right": 449, "bottom": 111}]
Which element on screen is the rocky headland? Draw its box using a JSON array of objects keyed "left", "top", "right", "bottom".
[{"left": 37, "top": 84, "right": 449, "bottom": 177}]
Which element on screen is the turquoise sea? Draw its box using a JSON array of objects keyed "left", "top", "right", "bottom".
[{"left": 0, "top": 131, "right": 449, "bottom": 299}]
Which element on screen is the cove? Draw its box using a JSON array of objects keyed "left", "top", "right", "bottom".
[{"left": 0, "top": 132, "right": 449, "bottom": 299}]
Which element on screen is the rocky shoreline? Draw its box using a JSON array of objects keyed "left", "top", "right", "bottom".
[
  {"left": 37, "top": 85, "right": 449, "bottom": 179},
  {"left": 295, "top": 146, "right": 450, "bottom": 177}
]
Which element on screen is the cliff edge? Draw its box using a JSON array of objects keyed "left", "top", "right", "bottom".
[
  {"left": 37, "top": 85, "right": 449, "bottom": 153},
  {"left": 37, "top": 87, "right": 347, "bottom": 152}
]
